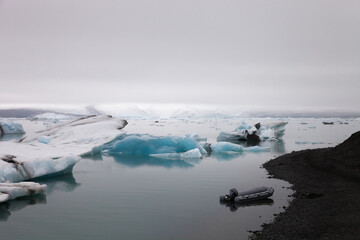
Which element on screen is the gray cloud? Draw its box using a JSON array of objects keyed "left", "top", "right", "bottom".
[{"left": 0, "top": 0, "right": 359, "bottom": 110}]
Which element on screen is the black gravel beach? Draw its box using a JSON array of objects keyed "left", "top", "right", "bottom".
[{"left": 252, "top": 131, "right": 360, "bottom": 240}]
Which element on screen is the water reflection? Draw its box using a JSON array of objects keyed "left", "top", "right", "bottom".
[
  {"left": 0, "top": 195, "right": 46, "bottom": 221},
  {"left": 36, "top": 173, "right": 81, "bottom": 194},
  {"left": 104, "top": 155, "right": 197, "bottom": 168},
  {"left": 220, "top": 199, "right": 274, "bottom": 212},
  {"left": 212, "top": 152, "right": 243, "bottom": 161}
]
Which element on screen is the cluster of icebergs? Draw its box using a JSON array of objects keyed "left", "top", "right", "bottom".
[
  {"left": 0, "top": 114, "right": 287, "bottom": 203},
  {"left": 0, "top": 115, "right": 127, "bottom": 202}
]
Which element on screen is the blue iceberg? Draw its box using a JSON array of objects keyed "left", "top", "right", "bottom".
[
  {"left": 0, "top": 121, "right": 25, "bottom": 135},
  {"left": 102, "top": 134, "right": 207, "bottom": 158}
]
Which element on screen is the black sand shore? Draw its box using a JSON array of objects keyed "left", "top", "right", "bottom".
[{"left": 252, "top": 131, "right": 360, "bottom": 240}]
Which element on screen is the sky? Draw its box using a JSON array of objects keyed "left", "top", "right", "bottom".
[{"left": 0, "top": 0, "right": 359, "bottom": 111}]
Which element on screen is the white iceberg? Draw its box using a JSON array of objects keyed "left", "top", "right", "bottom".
[
  {"left": 0, "top": 115, "right": 127, "bottom": 182},
  {"left": 0, "top": 120, "right": 25, "bottom": 135},
  {"left": 0, "top": 154, "right": 80, "bottom": 183},
  {"left": 16, "top": 115, "right": 128, "bottom": 157},
  {"left": 0, "top": 182, "right": 47, "bottom": 203},
  {"left": 102, "top": 134, "right": 206, "bottom": 158}
]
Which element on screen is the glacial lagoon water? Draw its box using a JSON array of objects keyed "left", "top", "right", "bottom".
[{"left": 1, "top": 118, "right": 359, "bottom": 240}]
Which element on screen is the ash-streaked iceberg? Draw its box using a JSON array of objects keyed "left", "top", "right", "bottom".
[
  {"left": 0, "top": 181, "right": 47, "bottom": 203},
  {"left": 0, "top": 115, "right": 127, "bottom": 182},
  {"left": 0, "top": 120, "right": 25, "bottom": 135},
  {"left": 102, "top": 134, "right": 207, "bottom": 158},
  {"left": 0, "top": 154, "right": 80, "bottom": 183},
  {"left": 217, "top": 121, "right": 287, "bottom": 143}
]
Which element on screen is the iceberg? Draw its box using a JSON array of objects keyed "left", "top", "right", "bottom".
[
  {"left": 0, "top": 154, "right": 80, "bottom": 183},
  {"left": 0, "top": 115, "right": 127, "bottom": 182},
  {"left": 102, "top": 134, "right": 207, "bottom": 158},
  {"left": 0, "top": 120, "right": 25, "bottom": 135},
  {"left": 11, "top": 115, "right": 128, "bottom": 158},
  {"left": 0, "top": 182, "right": 47, "bottom": 203},
  {"left": 217, "top": 121, "right": 287, "bottom": 143}
]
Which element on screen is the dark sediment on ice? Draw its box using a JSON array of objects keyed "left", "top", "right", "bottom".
[{"left": 252, "top": 131, "right": 360, "bottom": 240}]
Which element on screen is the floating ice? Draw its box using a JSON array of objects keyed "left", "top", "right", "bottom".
[
  {"left": 0, "top": 182, "right": 47, "bottom": 203},
  {"left": 0, "top": 154, "right": 80, "bottom": 183},
  {"left": 150, "top": 148, "right": 202, "bottom": 160},
  {"left": 102, "top": 134, "right": 206, "bottom": 158},
  {"left": 0, "top": 115, "right": 127, "bottom": 181},
  {"left": 0, "top": 121, "right": 25, "bottom": 135},
  {"left": 244, "top": 146, "right": 270, "bottom": 152},
  {"left": 211, "top": 142, "right": 244, "bottom": 153},
  {"left": 5, "top": 115, "right": 128, "bottom": 157},
  {"left": 38, "top": 136, "right": 51, "bottom": 144},
  {"left": 217, "top": 121, "right": 287, "bottom": 143},
  {"left": 211, "top": 142, "right": 270, "bottom": 154}
]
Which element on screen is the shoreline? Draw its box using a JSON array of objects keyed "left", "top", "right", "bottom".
[{"left": 252, "top": 131, "right": 360, "bottom": 240}]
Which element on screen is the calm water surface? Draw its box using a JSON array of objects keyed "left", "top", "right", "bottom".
[{"left": 1, "top": 118, "right": 359, "bottom": 239}]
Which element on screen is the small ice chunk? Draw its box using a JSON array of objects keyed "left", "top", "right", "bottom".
[
  {"left": 211, "top": 142, "right": 270, "bottom": 154},
  {"left": 150, "top": 148, "right": 202, "bottom": 160},
  {"left": 0, "top": 182, "right": 47, "bottom": 203},
  {"left": 0, "top": 121, "right": 25, "bottom": 135},
  {"left": 38, "top": 136, "right": 51, "bottom": 144},
  {"left": 211, "top": 142, "right": 244, "bottom": 153}
]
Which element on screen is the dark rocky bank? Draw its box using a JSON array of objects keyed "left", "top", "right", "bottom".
[{"left": 252, "top": 131, "right": 360, "bottom": 240}]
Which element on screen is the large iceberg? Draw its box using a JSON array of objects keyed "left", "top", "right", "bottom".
[
  {"left": 0, "top": 115, "right": 127, "bottom": 182},
  {"left": 0, "top": 181, "right": 47, "bottom": 203},
  {"left": 0, "top": 120, "right": 25, "bottom": 135},
  {"left": 102, "top": 134, "right": 207, "bottom": 158},
  {"left": 217, "top": 121, "right": 287, "bottom": 143}
]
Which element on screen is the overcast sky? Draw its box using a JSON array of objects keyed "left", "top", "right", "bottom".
[{"left": 0, "top": 0, "right": 359, "bottom": 111}]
